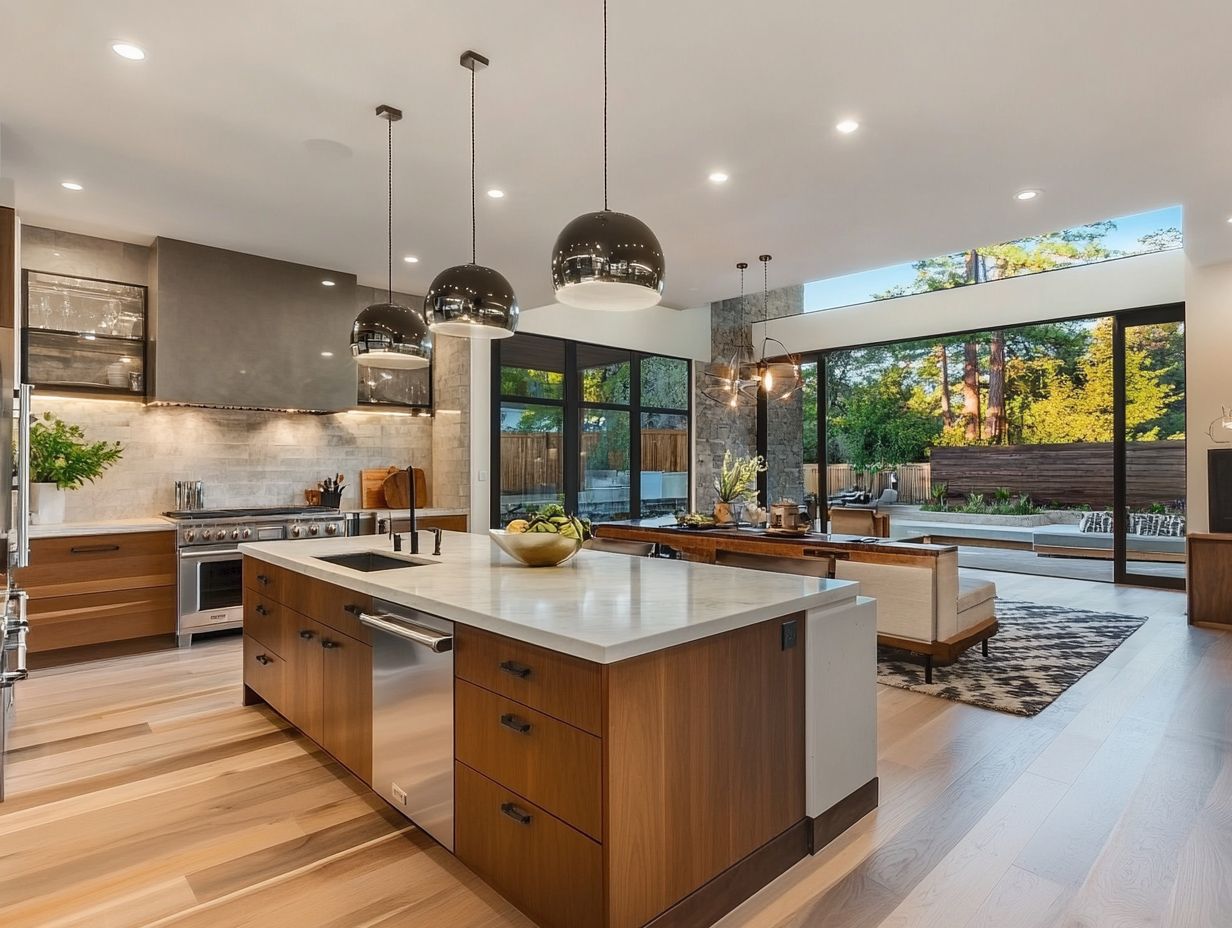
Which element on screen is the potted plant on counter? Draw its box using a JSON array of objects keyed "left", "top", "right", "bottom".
[
  {"left": 713, "top": 451, "right": 766, "bottom": 525},
  {"left": 28, "top": 412, "right": 124, "bottom": 524}
]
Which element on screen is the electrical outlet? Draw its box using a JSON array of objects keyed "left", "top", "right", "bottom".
[
  {"left": 781, "top": 619, "right": 798, "bottom": 650},
  {"left": 391, "top": 783, "right": 408, "bottom": 806}
]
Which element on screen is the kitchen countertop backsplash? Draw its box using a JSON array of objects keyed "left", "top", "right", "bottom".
[{"left": 33, "top": 396, "right": 448, "bottom": 523}]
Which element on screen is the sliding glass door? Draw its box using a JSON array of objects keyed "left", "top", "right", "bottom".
[{"left": 1113, "top": 305, "right": 1187, "bottom": 589}]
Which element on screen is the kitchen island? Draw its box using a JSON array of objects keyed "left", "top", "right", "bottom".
[{"left": 240, "top": 532, "right": 876, "bottom": 928}]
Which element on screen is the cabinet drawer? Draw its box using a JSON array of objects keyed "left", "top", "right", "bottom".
[
  {"left": 455, "top": 627, "right": 602, "bottom": 735},
  {"left": 243, "top": 558, "right": 284, "bottom": 600},
  {"left": 27, "top": 586, "right": 176, "bottom": 652},
  {"left": 455, "top": 680, "right": 602, "bottom": 840},
  {"left": 455, "top": 763, "right": 602, "bottom": 928},
  {"left": 280, "top": 573, "right": 373, "bottom": 644},
  {"left": 243, "top": 634, "right": 286, "bottom": 709},
  {"left": 18, "top": 532, "right": 175, "bottom": 598},
  {"left": 243, "top": 591, "right": 286, "bottom": 656}
]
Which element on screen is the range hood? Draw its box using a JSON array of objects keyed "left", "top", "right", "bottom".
[{"left": 148, "top": 238, "right": 358, "bottom": 412}]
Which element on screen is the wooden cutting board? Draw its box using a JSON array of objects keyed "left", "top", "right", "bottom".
[
  {"left": 382, "top": 467, "right": 429, "bottom": 509},
  {"left": 360, "top": 467, "right": 399, "bottom": 509}
]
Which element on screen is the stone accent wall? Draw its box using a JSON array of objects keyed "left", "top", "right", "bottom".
[
  {"left": 694, "top": 283, "right": 805, "bottom": 510},
  {"left": 34, "top": 396, "right": 434, "bottom": 521},
  {"left": 431, "top": 333, "right": 471, "bottom": 509}
]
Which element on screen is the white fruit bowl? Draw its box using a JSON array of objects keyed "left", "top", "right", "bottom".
[{"left": 489, "top": 529, "right": 583, "bottom": 567}]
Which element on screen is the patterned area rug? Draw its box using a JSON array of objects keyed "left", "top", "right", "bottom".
[{"left": 877, "top": 599, "right": 1148, "bottom": 716}]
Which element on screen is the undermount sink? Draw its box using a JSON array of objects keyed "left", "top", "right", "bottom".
[{"left": 314, "top": 552, "right": 433, "bottom": 572}]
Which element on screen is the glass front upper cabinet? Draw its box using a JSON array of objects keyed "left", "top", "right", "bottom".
[{"left": 23, "top": 270, "right": 147, "bottom": 397}]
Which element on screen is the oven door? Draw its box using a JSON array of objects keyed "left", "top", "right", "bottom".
[{"left": 178, "top": 545, "right": 244, "bottom": 635}]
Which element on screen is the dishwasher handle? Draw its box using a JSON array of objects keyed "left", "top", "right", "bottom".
[{"left": 351, "top": 609, "right": 453, "bottom": 653}]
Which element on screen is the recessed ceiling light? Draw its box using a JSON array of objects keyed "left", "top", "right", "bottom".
[
  {"left": 708, "top": 171, "right": 729, "bottom": 184},
  {"left": 111, "top": 42, "right": 146, "bottom": 61},
  {"left": 835, "top": 119, "right": 860, "bottom": 134},
  {"left": 321, "top": 280, "right": 336, "bottom": 287},
  {"left": 60, "top": 181, "right": 83, "bottom": 191},
  {"left": 486, "top": 188, "right": 505, "bottom": 199},
  {"left": 403, "top": 255, "right": 419, "bottom": 263},
  {"left": 1014, "top": 188, "right": 1042, "bottom": 201},
  {"left": 320, "top": 351, "right": 334, "bottom": 357}
]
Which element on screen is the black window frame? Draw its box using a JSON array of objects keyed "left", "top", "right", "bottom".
[{"left": 492, "top": 334, "right": 692, "bottom": 527}]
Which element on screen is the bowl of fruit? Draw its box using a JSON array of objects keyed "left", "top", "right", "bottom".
[{"left": 490, "top": 505, "right": 594, "bottom": 567}]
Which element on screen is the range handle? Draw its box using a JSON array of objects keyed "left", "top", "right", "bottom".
[{"left": 352, "top": 609, "right": 453, "bottom": 653}]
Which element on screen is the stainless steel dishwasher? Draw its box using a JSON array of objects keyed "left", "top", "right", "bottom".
[{"left": 354, "top": 599, "right": 455, "bottom": 850}]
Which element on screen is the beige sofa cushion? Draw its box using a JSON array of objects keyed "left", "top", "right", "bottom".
[{"left": 958, "top": 574, "right": 996, "bottom": 613}]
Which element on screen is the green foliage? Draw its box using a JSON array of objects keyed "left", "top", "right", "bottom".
[
  {"left": 28, "top": 412, "right": 123, "bottom": 490},
  {"left": 830, "top": 367, "right": 941, "bottom": 471},
  {"left": 714, "top": 451, "right": 766, "bottom": 503},
  {"left": 1023, "top": 319, "right": 1178, "bottom": 443},
  {"left": 920, "top": 491, "right": 1041, "bottom": 516}
]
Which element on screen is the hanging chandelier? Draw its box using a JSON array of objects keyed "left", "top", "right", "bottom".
[
  {"left": 550, "top": 0, "right": 665, "bottom": 310},
  {"left": 426, "top": 51, "right": 519, "bottom": 339},
  {"left": 745, "top": 254, "right": 804, "bottom": 402},
  {"left": 698, "top": 262, "right": 759, "bottom": 408},
  {"left": 351, "top": 104, "right": 433, "bottom": 369}
]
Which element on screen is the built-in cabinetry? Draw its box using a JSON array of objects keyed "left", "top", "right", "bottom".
[
  {"left": 241, "top": 560, "right": 373, "bottom": 782},
  {"left": 1187, "top": 532, "right": 1232, "bottom": 628},
  {"left": 16, "top": 531, "right": 176, "bottom": 663},
  {"left": 23, "top": 270, "right": 147, "bottom": 398}
]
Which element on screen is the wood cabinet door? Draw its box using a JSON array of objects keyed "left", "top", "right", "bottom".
[
  {"left": 320, "top": 628, "right": 372, "bottom": 783},
  {"left": 284, "top": 613, "right": 325, "bottom": 744}
]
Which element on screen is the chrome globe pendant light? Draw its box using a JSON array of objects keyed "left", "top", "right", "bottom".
[
  {"left": 550, "top": 0, "right": 665, "bottom": 311},
  {"left": 351, "top": 104, "right": 433, "bottom": 369},
  {"left": 742, "top": 255, "right": 803, "bottom": 402},
  {"left": 699, "top": 262, "right": 759, "bottom": 409},
  {"left": 426, "top": 51, "right": 519, "bottom": 340}
]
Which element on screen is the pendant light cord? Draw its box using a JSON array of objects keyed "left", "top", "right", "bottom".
[
  {"left": 386, "top": 116, "right": 394, "bottom": 304},
  {"left": 471, "top": 66, "right": 477, "bottom": 265},
  {"left": 603, "top": 0, "right": 609, "bottom": 211}
]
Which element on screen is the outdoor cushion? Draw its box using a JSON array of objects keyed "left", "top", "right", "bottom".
[
  {"left": 1079, "top": 511, "right": 1113, "bottom": 533},
  {"left": 1032, "top": 527, "right": 1186, "bottom": 554}
]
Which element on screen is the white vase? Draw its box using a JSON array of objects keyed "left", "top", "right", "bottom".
[{"left": 31, "top": 482, "right": 66, "bottom": 525}]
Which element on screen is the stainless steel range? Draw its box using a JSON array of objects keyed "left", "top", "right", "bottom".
[{"left": 167, "top": 506, "right": 346, "bottom": 647}]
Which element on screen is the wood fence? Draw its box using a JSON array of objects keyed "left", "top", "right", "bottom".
[
  {"left": 929, "top": 440, "right": 1186, "bottom": 508},
  {"left": 501, "top": 428, "right": 688, "bottom": 493},
  {"left": 803, "top": 463, "right": 932, "bottom": 503}
]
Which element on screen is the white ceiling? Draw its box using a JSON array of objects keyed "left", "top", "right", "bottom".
[{"left": 3, "top": 0, "right": 1231, "bottom": 310}]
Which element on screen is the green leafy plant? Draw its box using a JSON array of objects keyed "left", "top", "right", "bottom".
[
  {"left": 714, "top": 451, "right": 766, "bottom": 503},
  {"left": 28, "top": 412, "right": 123, "bottom": 490}
]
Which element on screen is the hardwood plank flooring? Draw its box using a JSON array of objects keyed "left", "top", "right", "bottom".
[{"left": 1, "top": 571, "right": 1228, "bottom": 928}]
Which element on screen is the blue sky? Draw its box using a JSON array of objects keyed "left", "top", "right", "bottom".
[{"left": 803, "top": 205, "right": 1182, "bottom": 313}]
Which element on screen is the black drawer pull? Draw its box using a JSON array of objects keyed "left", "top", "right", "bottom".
[
  {"left": 255, "top": 653, "right": 272, "bottom": 666},
  {"left": 255, "top": 604, "right": 269, "bottom": 616},
  {"left": 499, "top": 659, "right": 532, "bottom": 679},
  {"left": 256, "top": 573, "right": 271, "bottom": 585},
  {"left": 500, "top": 802, "right": 532, "bottom": 825},
  {"left": 499, "top": 713, "right": 532, "bottom": 734},
  {"left": 299, "top": 629, "right": 314, "bottom": 640},
  {"left": 321, "top": 639, "right": 338, "bottom": 649},
  {"left": 70, "top": 544, "right": 120, "bottom": 554}
]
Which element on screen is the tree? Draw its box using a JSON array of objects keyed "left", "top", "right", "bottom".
[
  {"left": 1023, "top": 318, "right": 1177, "bottom": 443},
  {"left": 830, "top": 367, "right": 941, "bottom": 471},
  {"left": 985, "top": 330, "right": 1006, "bottom": 442},
  {"left": 962, "top": 341, "right": 982, "bottom": 440}
]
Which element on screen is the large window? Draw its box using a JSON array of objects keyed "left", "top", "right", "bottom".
[
  {"left": 493, "top": 334, "right": 691, "bottom": 526},
  {"left": 803, "top": 206, "right": 1182, "bottom": 314}
]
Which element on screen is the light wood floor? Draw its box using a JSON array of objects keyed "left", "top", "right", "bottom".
[{"left": 2, "top": 571, "right": 1229, "bottom": 928}]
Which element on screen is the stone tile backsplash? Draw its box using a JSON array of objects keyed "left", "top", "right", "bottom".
[{"left": 35, "top": 397, "right": 435, "bottom": 521}]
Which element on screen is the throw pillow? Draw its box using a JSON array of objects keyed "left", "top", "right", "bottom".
[{"left": 1079, "top": 511, "right": 1112, "bottom": 533}]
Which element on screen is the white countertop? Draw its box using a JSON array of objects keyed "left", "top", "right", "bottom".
[
  {"left": 30, "top": 517, "right": 175, "bottom": 538},
  {"left": 344, "top": 508, "right": 469, "bottom": 517},
  {"left": 240, "top": 532, "right": 859, "bottom": 663}
]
